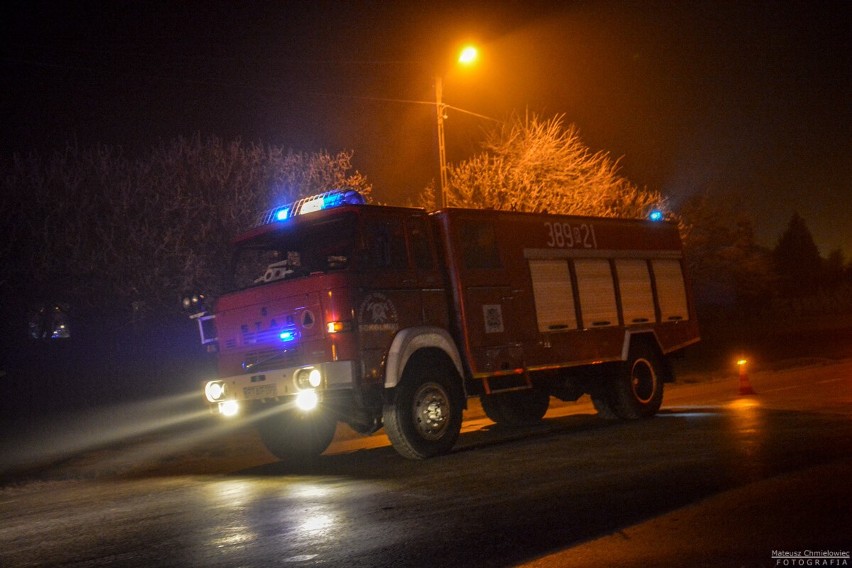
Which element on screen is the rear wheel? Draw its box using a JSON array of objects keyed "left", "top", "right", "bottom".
[
  {"left": 383, "top": 366, "right": 463, "bottom": 460},
  {"left": 606, "top": 343, "right": 665, "bottom": 419},
  {"left": 481, "top": 389, "right": 550, "bottom": 425},
  {"left": 255, "top": 408, "right": 337, "bottom": 461}
]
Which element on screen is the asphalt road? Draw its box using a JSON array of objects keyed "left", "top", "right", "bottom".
[{"left": 1, "top": 360, "right": 850, "bottom": 567}]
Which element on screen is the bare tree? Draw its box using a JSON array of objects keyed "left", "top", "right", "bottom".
[
  {"left": 0, "top": 136, "right": 372, "bottom": 314},
  {"left": 434, "top": 112, "right": 667, "bottom": 219}
]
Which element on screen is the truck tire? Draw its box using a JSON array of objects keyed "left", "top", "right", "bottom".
[
  {"left": 607, "top": 342, "right": 664, "bottom": 419},
  {"left": 383, "top": 366, "right": 463, "bottom": 460},
  {"left": 255, "top": 409, "right": 337, "bottom": 461},
  {"left": 591, "top": 392, "right": 619, "bottom": 420},
  {"left": 481, "top": 389, "right": 550, "bottom": 425}
]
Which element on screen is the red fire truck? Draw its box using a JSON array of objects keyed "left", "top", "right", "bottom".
[{"left": 189, "top": 189, "right": 699, "bottom": 460}]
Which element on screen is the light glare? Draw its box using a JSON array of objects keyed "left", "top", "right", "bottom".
[
  {"left": 458, "top": 46, "right": 478, "bottom": 65},
  {"left": 326, "top": 320, "right": 351, "bottom": 333},
  {"left": 258, "top": 190, "right": 365, "bottom": 227},
  {"left": 205, "top": 381, "right": 225, "bottom": 402},
  {"left": 308, "top": 369, "right": 322, "bottom": 388},
  {"left": 220, "top": 400, "right": 240, "bottom": 417},
  {"left": 299, "top": 196, "right": 326, "bottom": 215},
  {"left": 296, "top": 390, "right": 319, "bottom": 411},
  {"left": 279, "top": 329, "right": 297, "bottom": 342}
]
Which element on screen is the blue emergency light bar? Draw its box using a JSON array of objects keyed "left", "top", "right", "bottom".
[
  {"left": 278, "top": 328, "right": 298, "bottom": 343},
  {"left": 256, "top": 189, "right": 365, "bottom": 227}
]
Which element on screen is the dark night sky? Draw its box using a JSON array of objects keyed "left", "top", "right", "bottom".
[{"left": 2, "top": 0, "right": 850, "bottom": 254}]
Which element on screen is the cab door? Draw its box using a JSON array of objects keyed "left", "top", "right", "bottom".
[
  {"left": 452, "top": 217, "right": 527, "bottom": 381},
  {"left": 405, "top": 214, "right": 449, "bottom": 330},
  {"left": 355, "top": 211, "right": 417, "bottom": 386}
]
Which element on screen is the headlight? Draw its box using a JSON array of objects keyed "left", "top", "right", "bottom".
[
  {"left": 295, "top": 368, "right": 322, "bottom": 389},
  {"left": 219, "top": 400, "right": 240, "bottom": 417},
  {"left": 205, "top": 381, "right": 226, "bottom": 402},
  {"left": 307, "top": 368, "right": 322, "bottom": 388},
  {"left": 295, "top": 389, "right": 319, "bottom": 411}
]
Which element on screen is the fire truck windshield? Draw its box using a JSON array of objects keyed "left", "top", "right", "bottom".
[{"left": 231, "top": 215, "right": 357, "bottom": 290}]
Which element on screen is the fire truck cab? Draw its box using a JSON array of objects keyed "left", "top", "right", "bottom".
[{"left": 191, "top": 190, "right": 699, "bottom": 460}]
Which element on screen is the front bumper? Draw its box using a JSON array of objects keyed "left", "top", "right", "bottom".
[{"left": 203, "top": 360, "right": 358, "bottom": 413}]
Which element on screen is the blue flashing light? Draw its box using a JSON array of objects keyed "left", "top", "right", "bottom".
[
  {"left": 279, "top": 329, "right": 298, "bottom": 343},
  {"left": 322, "top": 190, "right": 365, "bottom": 210},
  {"left": 649, "top": 210, "right": 664, "bottom": 222},
  {"left": 274, "top": 207, "right": 290, "bottom": 221},
  {"left": 257, "top": 189, "right": 366, "bottom": 227}
]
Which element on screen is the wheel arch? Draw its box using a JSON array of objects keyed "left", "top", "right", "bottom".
[
  {"left": 384, "top": 326, "right": 465, "bottom": 389},
  {"left": 621, "top": 330, "right": 674, "bottom": 383}
]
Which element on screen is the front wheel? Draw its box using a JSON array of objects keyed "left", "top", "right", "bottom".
[
  {"left": 255, "top": 408, "right": 337, "bottom": 461},
  {"left": 383, "top": 369, "right": 463, "bottom": 460}
]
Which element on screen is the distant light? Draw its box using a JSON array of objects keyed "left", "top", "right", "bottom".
[
  {"left": 649, "top": 210, "right": 664, "bottom": 222},
  {"left": 275, "top": 207, "right": 290, "bottom": 221},
  {"left": 737, "top": 359, "right": 748, "bottom": 367},
  {"left": 458, "top": 45, "right": 478, "bottom": 65}
]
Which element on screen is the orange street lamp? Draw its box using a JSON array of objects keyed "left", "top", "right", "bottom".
[
  {"left": 435, "top": 45, "right": 479, "bottom": 209},
  {"left": 458, "top": 45, "right": 478, "bottom": 65}
]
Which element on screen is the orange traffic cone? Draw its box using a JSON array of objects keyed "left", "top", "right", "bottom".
[{"left": 737, "top": 359, "right": 756, "bottom": 395}]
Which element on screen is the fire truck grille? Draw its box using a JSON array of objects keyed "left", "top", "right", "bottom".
[{"left": 241, "top": 348, "right": 296, "bottom": 372}]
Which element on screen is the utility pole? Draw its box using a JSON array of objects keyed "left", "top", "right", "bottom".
[{"left": 435, "top": 75, "right": 448, "bottom": 209}]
